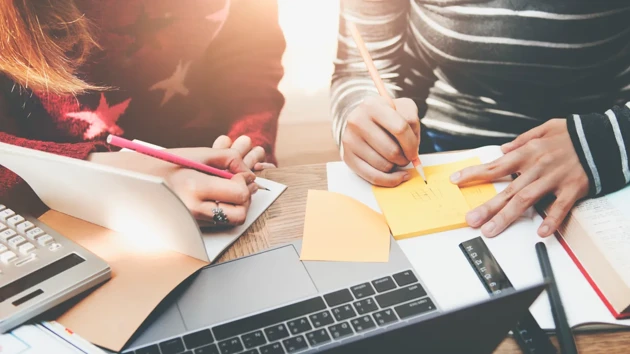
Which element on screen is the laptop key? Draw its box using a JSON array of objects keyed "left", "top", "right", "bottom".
[
  {"left": 260, "top": 342, "right": 285, "bottom": 354},
  {"left": 328, "top": 322, "right": 353, "bottom": 340},
  {"left": 372, "top": 276, "right": 396, "bottom": 293},
  {"left": 323, "top": 289, "right": 353, "bottom": 307},
  {"left": 243, "top": 349, "right": 260, "bottom": 354},
  {"left": 184, "top": 329, "right": 214, "bottom": 349},
  {"left": 373, "top": 308, "right": 398, "bottom": 326},
  {"left": 375, "top": 284, "right": 426, "bottom": 308},
  {"left": 242, "top": 330, "right": 266, "bottom": 349},
  {"left": 351, "top": 315, "right": 376, "bottom": 333},
  {"left": 353, "top": 298, "right": 378, "bottom": 315},
  {"left": 395, "top": 298, "right": 436, "bottom": 319},
  {"left": 309, "top": 310, "right": 334, "bottom": 328},
  {"left": 282, "top": 335, "right": 308, "bottom": 353},
  {"left": 350, "top": 283, "right": 375, "bottom": 299},
  {"left": 393, "top": 270, "right": 418, "bottom": 287},
  {"left": 264, "top": 324, "right": 290, "bottom": 342},
  {"left": 159, "top": 338, "right": 185, "bottom": 354},
  {"left": 306, "top": 329, "right": 331, "bottom": 346},
  {"left": 332, "top": 304, "right": 356, "bottom": 321},
  {"left": 218, "top": 337, "right": 243, "bottom": 354},
  {"left": 214, "top": 297, "right": 325, "bottom": 341},
  {"left": 287, "top": 317, "right": 312, "bottom": 335},
  {"left": 135, "top": 345, "right": 160, "bottom": 354},
  {"left": 194, "top": 344, "right": 219, "bottom": 354}
]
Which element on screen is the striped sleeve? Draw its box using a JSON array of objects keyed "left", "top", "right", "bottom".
[
  {"left": 567, "top": 102, "right": 630, "bottom": 197},
  {"left": 330, "top": 0, "right": 410, "bottom": 148}
]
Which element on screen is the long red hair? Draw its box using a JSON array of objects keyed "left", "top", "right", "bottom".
[{"left": 0, "top": 0, "right": 103, "bottom": 94}]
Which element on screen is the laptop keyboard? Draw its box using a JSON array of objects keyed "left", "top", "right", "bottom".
[{"left": 125, "top": 270, "right": 437, "bottom": 354}]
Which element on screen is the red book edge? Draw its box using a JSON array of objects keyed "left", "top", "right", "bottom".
[{"left": 554, "top": 232, "right": 630, "bottom": 320}]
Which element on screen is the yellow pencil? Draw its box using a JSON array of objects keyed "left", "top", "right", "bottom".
[{"left": 348, "top": 21, "right": 427, "bottom": 184}]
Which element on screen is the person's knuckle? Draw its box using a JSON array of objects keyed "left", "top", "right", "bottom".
[
  {"left": 391, "top": 121, "right": 408, "bottom": 136},
  {"left": 384, "top": 144, "right": 402, "bottom": 162},
  {"left": 232, "top": 210, "right": 247, "bottom": 225},
  {"left": 514, "top": 191, "right": 533, "bottom": 206},
  {"left": 538, "top": 154, "right": 554, "bottom": 166},
  {"left": 377, "top": 159, "right": 394, "bottom": 173},
  {"left": 501, "top": 184, "right": 516, "bottom": 200},
  {"left": 526, "top": 139, "right": 543, "bottom": 151}
]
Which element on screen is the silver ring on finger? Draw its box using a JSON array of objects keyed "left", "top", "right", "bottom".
[{"left": 212, "top": 201, "right": 229, "bottom": 225}]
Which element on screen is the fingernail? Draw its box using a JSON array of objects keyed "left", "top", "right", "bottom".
[
  {"left": 466, "top": 211, "right": 481, "bottom": 225},
  {"left": 403, "top": 173, "right": 410, "bottom": 181},
  {"left": 482, "top": 221, "right": 496, "bottom": 236},
  {"left": 539, "top": 224, "right": 550, "bottom": 236},
  {"left": 450, "top": 172, "right": 461, "bottom": 183}
]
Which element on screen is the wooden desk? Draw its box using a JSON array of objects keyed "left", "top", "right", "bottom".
[{"left": 220, "top": 164, "right": 630, "bottom": 354}]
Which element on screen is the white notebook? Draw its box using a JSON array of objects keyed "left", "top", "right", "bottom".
[{"left": 327, "top": 146, "right": 630, "bottom": 331}]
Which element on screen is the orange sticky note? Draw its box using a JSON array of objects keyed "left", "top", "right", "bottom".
[
  {"left": 423, "top": 157, "right": 497, "bottom": 209},
  {"left": 300, "top": 190, "right": 390, "bottom": 262},
  {"left": 372, "top": 158, "right": 498, "bottom": 240},
  {"left": 373, "top": 169, "right": 469, "bottom": 239}
]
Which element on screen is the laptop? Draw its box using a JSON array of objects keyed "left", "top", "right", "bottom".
[{"left": 119, "top": 238, "right": 546, "bottom": 354}]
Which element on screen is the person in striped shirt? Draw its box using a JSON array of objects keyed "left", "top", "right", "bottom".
[{"left": 331, "top": 1, "right": 630, "bottom": 238}]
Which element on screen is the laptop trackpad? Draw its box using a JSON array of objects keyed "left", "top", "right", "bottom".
[{"left": 178, "top": 244, "right": 318, "bottom": 331}]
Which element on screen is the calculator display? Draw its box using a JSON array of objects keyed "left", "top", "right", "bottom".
[{"left": 0, "top": 253, "right": 85, "bottom": 303}]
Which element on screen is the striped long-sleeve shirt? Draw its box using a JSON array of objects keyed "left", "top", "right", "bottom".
[{"left": 331, "top": 0, "right": 630, "bottom": 197}]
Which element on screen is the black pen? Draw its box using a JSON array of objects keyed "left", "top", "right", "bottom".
[{"left": 536, "top": 242, "right": 578, "bottom": 354}]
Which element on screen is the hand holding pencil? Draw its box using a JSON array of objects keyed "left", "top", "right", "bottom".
[{"left": 339, "top": 21, "right": 425, "bottom": 187}]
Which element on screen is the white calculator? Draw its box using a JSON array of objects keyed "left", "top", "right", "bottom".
[{"left": 0, "top": 204, "right": 111, "bottom": 333}]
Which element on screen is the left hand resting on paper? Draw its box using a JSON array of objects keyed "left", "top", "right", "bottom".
[
  {"left": 213, "top": 135, "right": 276, "bottom": 171},
  {"left": 449, "top": 119, "right": 589, "bottom": 238}
]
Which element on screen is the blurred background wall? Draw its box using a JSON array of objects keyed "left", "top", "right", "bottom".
[{"left": 275, "top": 0, "right": 341, "bottom": 166}]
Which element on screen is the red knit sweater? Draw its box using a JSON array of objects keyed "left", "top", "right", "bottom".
[{"left": 0, "top": 0, "right": 285, "bottom": 201}]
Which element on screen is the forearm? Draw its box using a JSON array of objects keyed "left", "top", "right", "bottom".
[
  {"left": 330, "top": 0, "right": 410, "bottom": 147},
  {"left": 566, "top": 102, "right": 630, "bottom": 196}
]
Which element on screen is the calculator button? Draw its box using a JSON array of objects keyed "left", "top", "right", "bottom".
[
  {"left": 16, "top": 221, "right": 35, "bottom": 235},
  {"left": 0, "top": 244, "right": 7, "bottom": 253},
  {"left": 1, "top": 251, "right": 17, "bottom": 263},
  {"left": 8, "top": 235, "right": 26, "bottom": 248},
  {"left": 26, "top": 227, "right": 45, "bottom": 240},
  {"left": 48, "top": 243, "right": 62, "bottom": 251},
  {"left": 350, "top": 283, "right": 375, "bottom": 299},
  {"left": 37, "top": 235, "right": 54, "bottom": 246},
  {"left": 0, "top": 222, "right": 6, "bottom": 232},
  {"left": 1, "top": 229, "right": 17, "bottom": 241},
  {"left": 393, "top": 270, "right": 418, "bottom": 287},
  {"left": 18, "top": 242, "right": 35, "bottom": 255},
  {"left": 0, "top": 208, "right": 15, "bottom": 221},
  {"left": 0, "top": 204, "right": 5, "bottom": 211},
  {"left": 7, "top": 215, "right": 25, "bottom": 228}
]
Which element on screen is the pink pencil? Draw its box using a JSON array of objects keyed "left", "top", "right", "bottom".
[{"left": 106, "top": 135, "right": 270, "bottom": 191}]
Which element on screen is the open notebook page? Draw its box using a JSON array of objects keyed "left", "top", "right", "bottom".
[
  {"left": 122, "top": 140, "right": 287, "bottom": 262},
  {"left": 326, "top": 146, "right": 630, "bottom": 330}
]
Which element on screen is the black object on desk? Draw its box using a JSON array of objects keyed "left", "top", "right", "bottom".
[
  {"left": 460, "top": 236, "right": 557, "bottom": 354},
  {"left": 536, "top": 242, "right": 578, "bottom": 354}
]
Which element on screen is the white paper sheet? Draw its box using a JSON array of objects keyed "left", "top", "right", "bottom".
[
  {"left": 0, "top": 321, "right": 105, "bottom": 354},
  {"left": 326, "top": 146, "right": 630, "bottom": 330}
]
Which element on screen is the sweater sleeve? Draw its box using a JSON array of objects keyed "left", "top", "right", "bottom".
[
  {"left": 201, "top": 0, "right": 285, "bottom": 166},
  {"left": 0, "top": 132, "right": 110, "bottom": 199},
  {"left": 331, "top": 0, "right": 430, "bottom": 149},
  {"left": 566, "top": 102, "right": 630, "bottom": 197}
]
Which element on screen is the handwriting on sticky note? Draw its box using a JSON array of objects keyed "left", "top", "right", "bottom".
[
  {"left": 373, "top": 169, "right": 469, "bottom": 240},
  {"left": 372, "top": 158, "right": 497, "bottom": 240},
  {"left": 300, "top": 190, "right": 390, "bottom": 262},
  {"left": 423, "top": 157, "right": 497, "bottom": 209}
]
